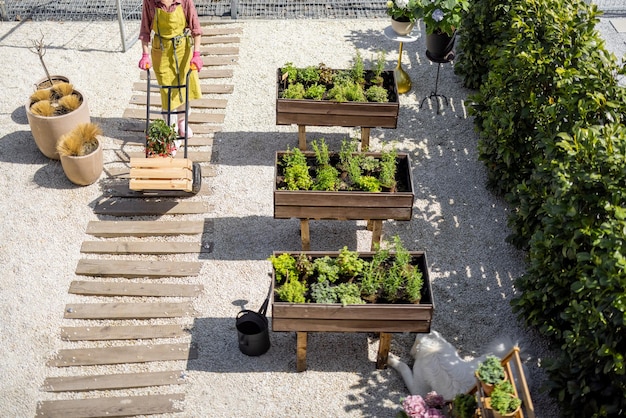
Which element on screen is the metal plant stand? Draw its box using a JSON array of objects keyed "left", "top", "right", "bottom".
[{"left": 384, "top": 26, "right": 419, "bottom": 94}]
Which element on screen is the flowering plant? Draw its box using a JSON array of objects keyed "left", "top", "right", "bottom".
[
  {"left": 397, "top": 392, "right": 446, "bottom": 418},
  {"left": 386, "top": 0, "right": 420, "bottom": 23},
  {"left": 415, "top": 0, "right": 469, "bottom": 36}
]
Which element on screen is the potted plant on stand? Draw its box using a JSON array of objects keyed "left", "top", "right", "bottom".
[
  {"left": 475, "top": 355, "right": 507, "bottom": 396},
  {"left": 386, "top": 0, "right": 420, "bottom": 36},
  {"left": 486, "top": 381, "right": 522, "bottom": 418},
  {"left": 56, "top": 122, "right": 103, "bottom": 186},
  {"left": 416, "top": 0, "right": 470, "bottom": 60}
]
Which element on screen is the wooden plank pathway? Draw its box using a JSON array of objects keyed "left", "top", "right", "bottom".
[{"left": 37, "top": 21, "right": 241, "bottom": 417}]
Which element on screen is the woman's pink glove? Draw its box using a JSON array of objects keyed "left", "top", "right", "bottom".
[
  {"left": 190, "top": 51, "right": 203, "bottom": 72},
  {"left": 138, "top": 53, "right": 151, "bottom": 70}
]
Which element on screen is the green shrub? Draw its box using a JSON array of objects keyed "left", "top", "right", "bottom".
[{"left": 512, "top": 124, "right": 626, "bottom": 417}]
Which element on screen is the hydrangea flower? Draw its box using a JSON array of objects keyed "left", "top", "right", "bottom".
[
  {"left": 432, "top": 8, "right": 445, "bottom": 22},
  {"left": 401, "top": 394, "right": 445, "bottom": 418}
]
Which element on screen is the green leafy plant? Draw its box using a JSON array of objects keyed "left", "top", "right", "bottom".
[
  {"left": 313, "top": 256, "right": 340, "bottom": 284},
  {"left": 281, "top": 82, "right": 306, "bottom": 99},
  {"left": 277, "top": 139, "right": 403, "bottom": 193},
  {"left": 281, "top": 61, "right": 298, "bottom": 83},
  {"left": 414, "top": 0, "right": 470, "bottom": 36},
  {"left": 350, "top": 50, "right": 365, "bottom": 85},
  {"left": 452, "top": 393, "right": 477, "bottom": 418},
  {"left": 270, "top": 236, "right": 425, "bottom": 305},
  {"left": 372, "top": 51, "right": 387, "bottom": 85},
  {"left": 298, "top": 65, "right": 320, "bottom": 83},
  {"left": 365, "top": 85, "right": 389, "bottom": 103},
  {"left": 386, "top": 0, "right": 421, "bottom": 23},
  {"left": 304, "top": 83, "right": 326, "bottom": 100},
  {"left": 489, "top": 381, "right": 521, "bottom": 415},
  {"left": 476, "top": 355, "right": 506, "bottom": 386},
  {"left": 282, "top": 147, "right": 313, "bottom": 191},
  {"left": 145, "top": 119, "right": 178, "bottom": 157}
]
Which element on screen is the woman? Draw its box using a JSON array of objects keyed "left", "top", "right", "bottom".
[{"left": 138, "top": 0, "right": 204, "bottom": 138}]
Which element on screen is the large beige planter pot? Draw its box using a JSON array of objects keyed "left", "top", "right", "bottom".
[
  {"left": 25, "top": 89, "right": 90, "bottom": 160},
  {"left": 59, "top": 139, "right": 103, "bottom": 186}
]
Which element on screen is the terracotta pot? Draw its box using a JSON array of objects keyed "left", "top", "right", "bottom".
[
  {"left": 484, "top": 396, "right": 521, "bottom": 418},
  {"left": 59, "top": 139, "right": 103, "bottom": 186},
  {"left": 426, "top": 30, "right": 456, "bottom": 61},
  {"left": 25, "top": 89, "right": 90, "bottom": 160},
  {"left": 391, "top": 17, "right": 415, "bottom": 36}
]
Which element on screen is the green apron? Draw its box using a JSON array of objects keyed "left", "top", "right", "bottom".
[{"left": 151, "top": 5, "right": 201, "bottom": 111}]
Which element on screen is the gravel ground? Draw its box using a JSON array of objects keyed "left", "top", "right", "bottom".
[{"left": 1, "top": 17, "right": 624, "bottom": 418}]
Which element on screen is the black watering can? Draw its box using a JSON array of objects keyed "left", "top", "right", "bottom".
[{"left": 236, "top": 285, "right": 271, "bottom": 357}]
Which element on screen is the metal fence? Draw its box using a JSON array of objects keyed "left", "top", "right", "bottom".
[
  {"left": 1, "top": 1, "right": 623, "bottom": 51},
  {"left": 2, "top": 0, "right": 624, "bottom": 22}
]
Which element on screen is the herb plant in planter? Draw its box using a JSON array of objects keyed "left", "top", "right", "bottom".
[
  {"left": 475, "top": 355, "right": 506, "bottom": 396},
  {"left": 487, "top": 380, "right": 522, "bottom": 418},
  {"left": 274, "top": 138, "right": 414, "bottom": 220},
  {"left": 56, "top": 122, "right": 103, "bottom": 186},
  {"left": 452, "top": 392, "right": 477, "bottom": 418},
  {"left": 276, "top": 51, "right": 400, "bottom": 138},
  {"left": 269, "top": 236, "right": 434, "bottom": 371}
]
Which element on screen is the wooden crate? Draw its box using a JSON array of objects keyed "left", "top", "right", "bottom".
[
  {"left": 275, "top": 69, "right": 399, "bottom": 128},
  {"left": 129, "top": 157, "right": 193, "bottom": 192},
  {"left": 273, "top": 151, "right": 414, "bottom": 221},
  {"left": 271, "top": 251, "right": 434, "bottom": 333}
]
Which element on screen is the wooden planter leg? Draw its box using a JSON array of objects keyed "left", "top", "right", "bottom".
[
  {"left": 376, "top": 332, "right": 392, "bottom": 369},
  {"left": 370, "top": 220, "right": 383, "bottom": 251},
  {"left": 300, "top": 219, "right": 310, "bottom": 251},
  {"left": 296, "top": 332, "right": 308, "bottom": 372},
  {"left": 298, "top": 125, "right": 307, "bottom": 151},
  {"left": 361, "top": 127, "right": 370, "bottom": 151}
]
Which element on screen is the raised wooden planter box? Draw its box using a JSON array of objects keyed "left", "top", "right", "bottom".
[
  {"left": 271, "top": 251, "right": 434, "bottom": 371},
  {"left": 273, "top": 151, "right": 414, "bottom": 221},
  {"left": 275, "top": 69, "right": 400, "bottom": 129}
]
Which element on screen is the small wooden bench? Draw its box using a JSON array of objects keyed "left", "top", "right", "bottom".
[{"left": 129, "top": 157, "right": 194, "bottom": 192}]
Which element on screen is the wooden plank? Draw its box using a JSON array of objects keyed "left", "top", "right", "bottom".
[
  {"left": 297, "top": 332, "right": 307, "bottom": 372},
  {"left": 75, "top": 259, "right": 202, "bottom": 278},
  {"left": 199, "top": 46, "right": 239, "bottom": 55},
  {"left": 129, "top": 158, "right": 192, "bottom": 169},
  {"left": 272, "top": 318, "right": 432, "bottom": 333},
  {"left": 48, "top": 343, "right": 197, "bottom": 367},
  {"left": 63, "top": 302, "right": 197, "bottom": 319},
  {"left": 377, "top": 332, "right": 392, "bottom": 369},
  {"left": 200, "top": 25, "right": 243, "bottom": 35},
  {"left": 85, "top": 220, "right": 205, "bottom": 237},
  {"left": 68, "top": 281, "right": 204, "bottom": 297},
  {"left": 93, "top": 200, "right": 211, "bottom": 216},
  {"left": 274, "top": 205, "right": 412, "bottom": 221},
  {"left": 42, "top": 370, "right": 186, "bottom": 392},
  {"left": 130, "top": 178, "right": 193, "bottom": 192},
  {"left": 61, "top": 324, "right": 189, "bottom": 341},
  {"left": 130, "top": 167, "right": 192, "bottom": 180},
  {"left": 140, "top": 68, "right": 234, "bottom": 79},
  {"left": 200, "top": 36, "right": 240, "bottom": 44},
  {"left": 129, "top": 94, "right": 228, "bottom": 108},
  {"left": 133, "top": 82, "right": 235, "bottom": 94},
  {"left": 124, "top": 107, "right": 226, "bottom": 123},
  {"left": 36, "top": 394, "right": 185, "bottom": 417},
  {"left": 80, "top": 241, "right": 211, "bottom": 254}
]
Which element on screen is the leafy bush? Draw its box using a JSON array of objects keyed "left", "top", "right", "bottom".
[{"left": 512, "top": 124, "right": 626, "bottom": 417}]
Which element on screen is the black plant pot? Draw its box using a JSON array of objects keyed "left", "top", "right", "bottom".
[{"left": 426, "top": 30, "right": 456, "bottom": 62}]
